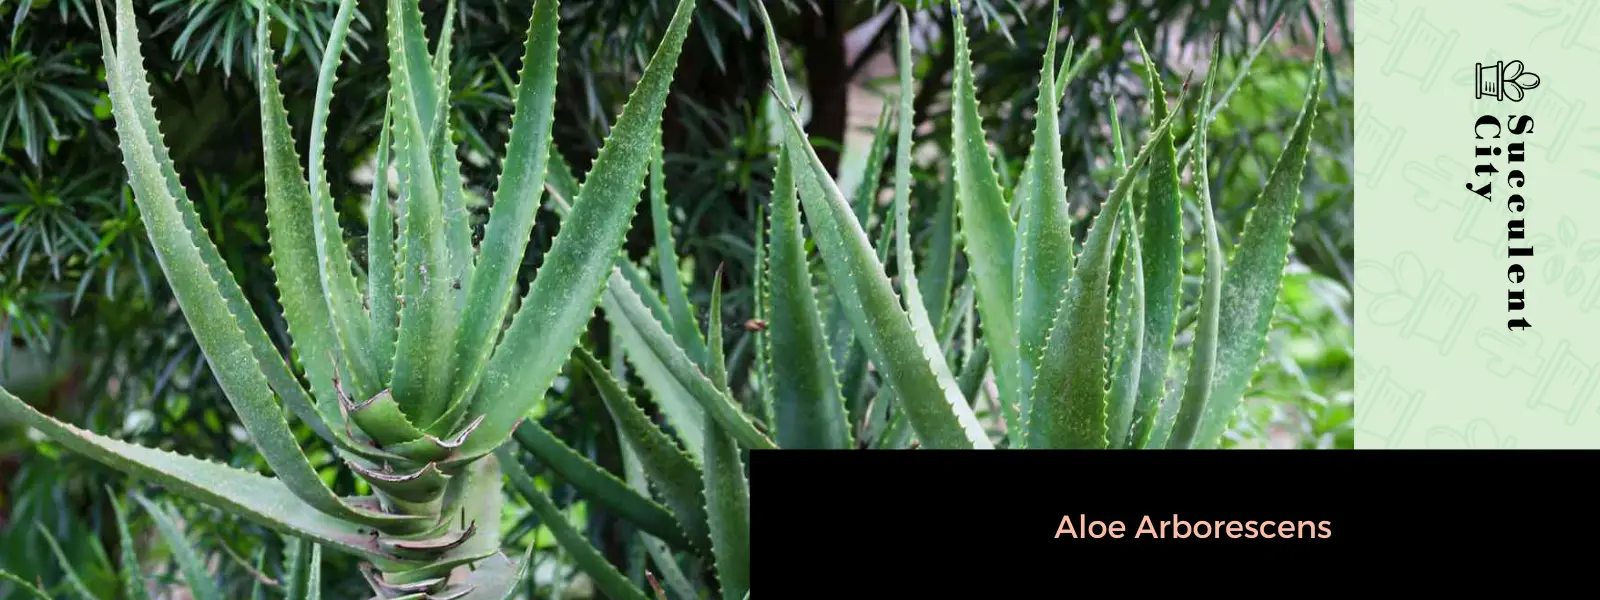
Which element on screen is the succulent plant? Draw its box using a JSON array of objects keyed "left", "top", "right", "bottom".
[
  {"left": 0, "top": 0, "right": 708, "bottom": 595},
  {"left": 0, "top": 0, "right": 1324, "bottom": 595},
  {"left": 609, "top": 0, "right": 1325, "bottom": 453}
]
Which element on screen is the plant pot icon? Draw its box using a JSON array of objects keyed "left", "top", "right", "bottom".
[{"left": 1475, "top": 60, "right": 1540, "bottom": 102}]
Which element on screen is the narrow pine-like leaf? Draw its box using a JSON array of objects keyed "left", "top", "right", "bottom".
[
  {"left": 448, "top": 0, "right": 700, "bottom": 466},
  {"left": 767, "top": 141, "right": 849, "bottom": 449},
  {"left": 1011, "top": 6, "right": 1069, "bottom": 446},
  {"left": 944, "top": 0, "right": 1020, "bottom": 430},
  {"left": 133, "top": 495, "right": 224, "bottom": 600},
  {"left": 604, "top": 268, "right": 776, "bottom": 450},
  {"left": 1105, "top": 202, "right": 1144, "bottom": 449},
  {"left": 701, "top": 409, "right": 750, "bottom": 600},
  {"left": 107, "top": 490, "right": 152, "bottom": 600},
  {"left": 498, "top": 446, "right": 651, "bottom": 600},
  {"left": 97, "top": 0, "right": 424, "bottom": 532},
  {"left": 0, "top": 387, "right": 412, "bottom": 567},
  {"left": 575, "top": 347, "right": 712, "bottom": 556},
  {"left": 1191, "top": 27, "right": 1325, "bottom": 449},
  {"left": 511, "top": 421, "right": 691, "bottom": 550},
  {"left": 435, "top": 0, "right": 560, "bottom": 436},
  {"left": 1128, "top": 31, "right": 1186, "bottom": 449},
  {"left": 757, "top": 1, "right": 988, "bottom": 450},
  {"left": 1027, "top": 92, "right": 1184, "bottom": 449}
]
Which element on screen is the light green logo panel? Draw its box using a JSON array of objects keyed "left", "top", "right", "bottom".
[{"left": 1356, "top": 0, "right": 1600, "bottom": 448}]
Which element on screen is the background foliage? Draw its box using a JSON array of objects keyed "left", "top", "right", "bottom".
[{"left": 2, "top": 0, "right": 1352, "bottom": 595}]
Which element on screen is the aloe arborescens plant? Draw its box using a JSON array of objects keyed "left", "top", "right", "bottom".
[
  {"left": 0, "top": 0, "right": 704, "bottom": 595},
  {"left": 692, "top": 0, "right": 1327, "bottom": 451}
]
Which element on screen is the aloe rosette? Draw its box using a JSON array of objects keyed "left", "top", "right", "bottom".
[
  {"left": 0, "top": 0, "right": 703, "bottom": 595},
  {"left": 698, "top": 0, "right": 1327, "bottom": 452}
]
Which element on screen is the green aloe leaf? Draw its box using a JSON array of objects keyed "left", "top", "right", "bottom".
[
  {"left": 649, "top": 127, "right": 711, "bottom": 368},
  {"left": 96, "top": 0, "right": 424, "bottom": 532},
  {"left": 1007, "top": 41, "right": 1088, "bottom": 219},
  {"left": 575, "top": 347, "right": 712, "bottom": 556},
  {"left": 498, "top": 446, "right": 652, "bottom": 600},
  {"left": 604, "top": 269, "right": 776, "bottom": 451},
  {"left": 387, "top": 0, "right": 439, "bottom": 136},
  {"left": 1105, "top": 203, "right": 1145, "bottom": 449},
  {"left": 304, "top": 544, "right": 323, "bottom": 600},
  {"left": 1027, "top": 88, "right": 1185, "bottom": 449},
  {"left": 1011, "top": 6, "right": 1069, "bottom": 447},
  {"left": 306, "top": 0, "right": 379, "bottom": 404},
  {"left": 756, "top": 0, "right": 988, "bottom": 450},
  {"left": 889, "top": 6, "right": 951, "bottom": 422},
  {"left": 825, "top": 101, "right": 894, "bottom": 377},
  {"left": 428, "top": 0, "right": 475, "bottom": 288},
  {"left": 452, "top": 551, "right": 532, "bottom": 600},
  {"left": 97, "top": 0, "right": 341, "bottom": 456},
  {"left": 0, "top": 568, "right": 51, "bottom": 599},
  {"left": 0, "top": 387, "right": 401, "bottom": 567},
  {"left": 920, "top": 171, "right": 957, "bottom": 329},
  {"left": 511, "top": 420, "right": 691, "bottom": 550},
  {"left": 1165, "top": 63, "right": 1225, "bottom": 450},
  {"left": 767, "top": 141, "right": 850, "bottom": 450},
  {"left": 107, "top": 490, "right": 152, "bottom": 600},
  {"left": 605, "top": 277, "right": 708, "bottom": 461},
  {"left": 702, "top": 409, "right": 750, "bottom": 600},
  {"left": 284, "top": 537, "right": 313, "bottom": 600},
  {"left": 705, "top": 270, "right": 729, "bottom": 390},
  {"left": 449, "top": 0, "right": 701, "bottom": 466},
  {"left": 133, "top": 494, "right": 225, "bottom": 600},
  {"left": 751, "top": 199, "right": 776, "bottom": 429},
  {"left": 619, "top": 441, "right": 699, "bottom": 600},
  {"left": 369, "top": 98, "right": 399, "bottom": 382},
  {"left": 1190, "top": 25, "right": 1325, "bottom": 449},
  {"left": 944, "top": 0, "right": 1020, "bottom": 431},
  {"left": 436, "top": 0, "right": 560, "bottom": 436},
  {"left": 36, "top": 526, "right": 97, "bottom": 600},
  {"left": 258, "top": 10, "right": 407, "bottom": 465},
  {"left": 1127, "top": 32, "right": 1185, "bottom": 450},
  {"left": 388, "top": 0, "right": 467, "bottom": 426}
]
